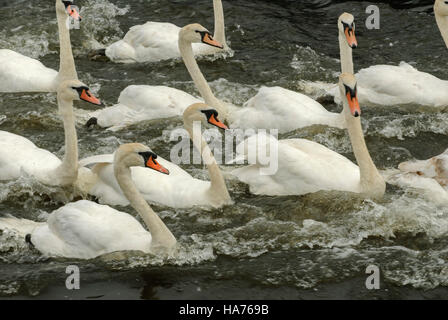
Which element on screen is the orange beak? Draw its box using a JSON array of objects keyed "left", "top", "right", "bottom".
[
  {"left": 202, "top": 33, "right": 223, "bottom": 49},
  {"left": 66, "top": 5, "right": 82, "bottom": 21},
  {"left": 80, "top": 89, "right": 101, "bottom": 105},
  {"left": 344, "top": 27, "right": 357, "bottom": 48},
  {"left": 346, "top": 92, "right": 361, "bottom": 117},
  {"left": 146, "top": 157, "right": 170, "bottom": 175},
  {"left": 208, "top": 114, "right": 228, "bottom": 130}
]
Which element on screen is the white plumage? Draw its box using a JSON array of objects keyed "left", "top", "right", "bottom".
[
  {"left": 0, "top": 49, "right": 58, "bottom": 92},
  {"left": 231, "top": 133, "right": 360, "bottom": 196},
  {"left": 31, "top": 200, "right": 152, "bottom": 259},
  {"left": 89, "top": 85, "right": 201, "bottom": 130},
  {"left": 0, "top": 131, "right": 62, "bottom": 184}
]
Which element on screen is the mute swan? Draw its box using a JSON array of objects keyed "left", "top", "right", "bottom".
[
  {"left": 231, "top": 73, "right": 385, "bottom": 199},
  {"left": 386, "top": 149, "right": 448, "bottom": 204},
  {"left": 0, "top": 144, "right": 177, "bottom": 259},
  {"left": 333, "top": 1, "right": 448, "bottom": 107},
  {"left": 226, "top": 12, "right": 358, "bottom": 133},
  {"left": 0, "top": 0, "right": 81, "bottom": 92},
  {"left": 81, "top": 103, "right": 232, "bottom": 209},
  {"left": 87, "top": 23, "right": 228, "bottom": 131},
  {"left": 102, "top": 0, "right": 229, "bottom": 63},
  {"left": 0, "top": 80, "right": 101, "bottom": 186}
]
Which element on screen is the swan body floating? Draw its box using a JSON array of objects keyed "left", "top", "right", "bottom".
[
  {"left": 231, "top": 74, "right": 385, "bottom": 199},
  {"left": 387, "top": 149, "right": 448, "bottom": 204},
  {"left": 0, "top": 80, "right": 101, "bottom": 186},
  {"left": 331, "top": 2, "right": 448, "bottom": 107},
  {"left": 0, "top": 144, "right": 177, "bottom": 259},
  {"left": 0, "top": 0, "right": 81, "bottom": 92},
  {"left": 81, "top": 103, "right": 232, "bottom": 209},
  {"left": 89, "top": 85, "right": 201, "bottom": 130},
  {"left": 87, "top": 23, "right": 228, "bottom": 131},
  {"left": 104, "top": 0, "right": 229, "bottom": 63},
  {"left": 228, "top": 13, "right": 358, "bottom": 133}
]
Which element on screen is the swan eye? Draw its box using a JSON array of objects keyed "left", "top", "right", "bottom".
[
  {"left": 72, "top": 86, "right": 89, "bottom": 95},
  {"left": 139, "top": 151, "right": 157, "bottom": 163},
  {"left": 201, "top": 109, "right": 218, "bottom": 120},
  {"left": 342, "top": 21, "right": 355, "bottom": 31},
  {"left": 344, "top": 84, "right": 357, "bottom": 98}
]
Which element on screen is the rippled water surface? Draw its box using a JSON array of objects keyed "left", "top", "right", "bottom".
[{"left": 1, "top": 0, "right": 448, "bottom": 299}]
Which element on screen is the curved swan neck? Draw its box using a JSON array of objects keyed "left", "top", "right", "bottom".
[
  {"left": 339, "top": 33, "right": 354, "bottom": 74},
  {"left": 54, "top": 96, "right": 78, "bottom": 185},
  {"left": 343, "top": 102, "right": 385, "bottom": 197},
  {"left": 179, "top": 38, "right": 227, "bottom": 118},
  {"left": 114, "top": 165, "right": 176, "bottom": 252},
  {"left": 184, "top": 121, "right": 230, "bottom": 199},
  {"left": 213, "top": 0, "right": 226, "bottom": 46},
  {"left": 435, "top": 8, "right": 448, "bottom": 48},
  {"left": 56, "top": 0, "right": 77, "bottom": 81}
]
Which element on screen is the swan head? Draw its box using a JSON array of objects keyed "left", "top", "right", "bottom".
[
  {"left": 114, "top": 143, "right": 169, "bottom": 175},
  {"left": 435, "top": 0, "right": 448, "bottom": 16},
  {"left": 183, "top": 103, "right": 228, "bottom": 130},
  {"left": 58, "top": 0, "right": 82, "bottom": 21},
  {"left": 338, "top": 13, "right": 357, "bottom": 48},
  {"left": 57, "top": 80, "right": 101, "bottom": 105},
  {"left": 179, "top": 23, "right": 223, "bottom": 49},
  {"left": 339, "top": 73, "right": 361, "bottom": 117}
]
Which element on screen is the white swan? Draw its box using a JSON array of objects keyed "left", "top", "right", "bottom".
[
  {"left": 226, "top": 13, "right": 358, "bottom": 133},
  {"left": 333, "top": 1, "right": 448, "bottom": 107},
  {"left": 0, "top": 0, "right": 81, "bottom": 92},
  {"left": 80, "top": 103, "right": 232, "bottom": 209},
  {"left": 104, "top": 0, "right": 229, "bottom": 63},
  {"left": 231, "top": 73, "right": 385, "bottom": 199},
  {"left": 87, "top": 23, "right": 228, "bottom": 131},
  {"left": 0, "top": 80, "right": 101, "bottom": 186},
  {"left": 0, "top": 144, "right": 177, "bottom": 259},
  {"left": 386, "top": 149, "right": 448, "bottom": 204}
]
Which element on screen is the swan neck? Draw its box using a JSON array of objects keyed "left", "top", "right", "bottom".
[
  {"left": 343, "top": 102, "right": 385, "bottom": 196},
  {"left": 55, "top": 96, "right": 78, "bottom": 185},
  {"left": 435, "top": 9, "right": 448, "bottom": 48},
  {"left": 179, "top": 38, "right": 226, "bottom": 118},
  {"left": 185, "top": 121, "right": 230, "bottom": 199},
  {"left": 213, "top": 0, "right": 226, "bottom": 46},
  {"left": 114, "top": 165, "right": 176, "bottom": 252},
  {"left": 56, "top": 1, "right": 77, "bottom": 81},
  {"left": 339, "top": 33, "right": 354, "bottom": 74}
]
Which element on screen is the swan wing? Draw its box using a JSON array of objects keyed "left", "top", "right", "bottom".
[
  {"left": 229, "top": 86, "right": 344, "bottom": 133},
  {"left": 79, "top": 154, "right": 114, "bottom": 167},
  {"left": 355, "top": 62, "right": 448, "bottom": 107},
  {"left": 106, "top": 22, "right": 181, "bottom": 63},
  {"left": 0, "top": 131, "right": 61, "bottom": 181},
  {"left": 232, "top": 133, "right": 359, "bottom": 195},
  {"left": 0, "top": 49, "right": 57, "bottom": 92},
  {"left": 31, "top": 200, "right": 152, "bottom": 259},
  {"left": 89, "top": 85, "right": 201, "bottom": 129},
  {"left": 89, "top": 155, "right": 211, "bottom": 208}
]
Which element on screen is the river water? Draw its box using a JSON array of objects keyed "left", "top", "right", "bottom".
[{"left": 0, "top": 0, "right": 447, "bottom": 299}]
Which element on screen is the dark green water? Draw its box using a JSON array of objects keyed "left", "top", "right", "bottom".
[{"left": 0, "top": 0, "right": 448, "bottom": 299}]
